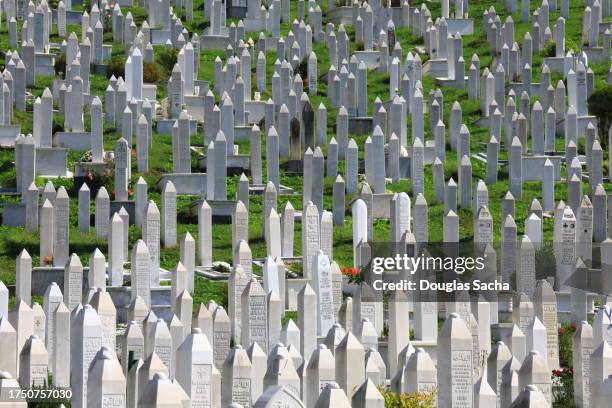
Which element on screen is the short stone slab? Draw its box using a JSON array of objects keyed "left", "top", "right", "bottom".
[
  {"left": 583, "top": 47, "right": 607, "bottom": 63},
  {"left": 110, "top": 200, "right": 135, "bottom": 222},
  {"left": 242, "top": 18, "right": 266, "bottom": 32},
  {"left": 244, "top": 100, "right": 266, "bottom": 123},
  {"left": 234, "top": 125, "right": 257, "bottom": 141},
  {"left": 200, "top": 33, "right": 232, "bottom": 50},
  {"left": 347, "top": 193, "right": 395, "bottom": 220},
  {"left": 406, "top": 141, "right": 437, "bottom": 164},
  {"left": 150, "top": 28, "right": 172, "bottom": 45},
  {"left": 36, "top": 147, "right": 69, "bottom": 177},
  {"left": 91, "top": 63, "right": 109, "bottom": 76},
  {"left": 156, "top": 118, "right": 198, "bottom": 135},
  {"left": 599, "top": 22, "right": 612, "bottom": 34},
  {"left": 2, "top": 203, "right": 25, "bottom": 226},
  {"left": 143, "top": 84, "right": 157, "bottom": 101},
  {"left": 542, "top": 56, "right": 574, "bottom": 76},
  {"left": 261, "top": 37, "right": 280, "bottom": 49},
  {"left": 326, "top": 6, "right": 354, "bottom": 25},
  {"left": 34, "top": 57, "right": 55, "bottom": 76},
  {"left": 198, "top": 154, "right": 249, "bottom": 171},
  {"left": 556, "top": 291, "right": 599, "bottom": 314},
  {"left": 106, "top": 285, "right": 172, "bottom": 322},
  {"left": 29, "top": 266, "right": 172, "bottom": 311},
  {"left": 226, "top": 5, "right": 247, "bottom": 19},
  {"left": 423, "top": 59, "right": 448, "bottom": 78},
  {"left": 54, "top": 131, "right": 92, "bottom": 150},
  {"left": 405, "top": 339, "right": 439, "bottom": 364},
  {"left": 34, "top": 53, "right": 54, "bottom": 67},
  {"left": 194, "top": 80, "right": 210, "bottom": 95},
  {"left": 281, "top": 160, "right": 304, "bottom": 174},
  {"left": 348, "top": 117, "right": 373, "bottom": 135},
  {"left": 353, "top": 51, "right": 379, "bottom": 69},
  {"left": 0, "top": 125, "right": 21, "bottom": 147},
  {"left": 500, "top": 156, "right": 562, "bottom": 182},
  {"left": 522, "top": 156, "right": 563, "bottom": 181},
  {"left": 156, "top": 173, "right": 207, "bottom": 195},
  {"left": 54, "top": 10, "right": 84, "bottom": 25},
  {"left": 184, "top": 96, "right": 205, "bottom": 121},
  {"left": 553, "top": 116, "right": 597, "bottom": 137},
  {"left": 446, "top": 18, "right": 474, "bottom": 35},
  {"left": 188, "top": 199, "right": 238, "bottom": 219},
  {"left": 30, "top": 266, "right": 90, "bottom": 295},
  {"left": 435, "top": 75, "right": 468, "bottom": 90},
  {"left": 372, "top": 193, "right": 396, "bottom": 219},
  {"left": 35, "top": 63, "right": 55, "bottom": 77}
]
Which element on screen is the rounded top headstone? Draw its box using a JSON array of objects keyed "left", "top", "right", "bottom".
[
  {"left": 192, "top": 328, "right": 202, "bottom": 334},
  {"left": 449, "top": 312, "right": 460, "bottom": 319}
]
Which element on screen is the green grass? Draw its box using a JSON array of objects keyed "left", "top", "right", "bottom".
[{"left": 0, "top": 0, "right": 609, "bottom": 311}]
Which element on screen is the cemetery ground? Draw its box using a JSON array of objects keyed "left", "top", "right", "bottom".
[
  {"left": 0, "top": 0, "right": 610, "bottom": 311},
  {"left": 0, "top": 0, "right": 611, "bottom": 404}
]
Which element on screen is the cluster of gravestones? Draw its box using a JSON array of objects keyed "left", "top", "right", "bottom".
[{"left": 0, "top": 0, "right": 612, "bottom": 406}]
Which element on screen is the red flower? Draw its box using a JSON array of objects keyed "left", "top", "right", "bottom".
[
  {"left": 342, "top": 267, "right": 348, "bottom": 274},
  {"left": 559, "top": 328, "right": 566, "bottom": 335},
  {"left": 351, "top": 267, "right": 358, "bottom": 276},
  {"left": 571, "top": 323, "right": 577, "bottom": 331}
]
